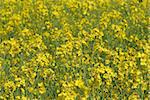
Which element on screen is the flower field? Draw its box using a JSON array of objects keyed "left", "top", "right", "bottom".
[{"left": 0, "top": 0, "right": 149, "bottom": 99}]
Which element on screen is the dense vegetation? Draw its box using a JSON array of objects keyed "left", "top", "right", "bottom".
[{"left": 0, "top": 0, "right": 149, "bottom": 99}]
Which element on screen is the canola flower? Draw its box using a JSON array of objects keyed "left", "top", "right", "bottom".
[{"left": 0, "top": 0, "right": 149, "bottom": 99}]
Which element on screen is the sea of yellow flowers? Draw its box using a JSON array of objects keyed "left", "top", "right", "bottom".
[{"left": 0, "top": 0, "right": 149, "bottom": 99}]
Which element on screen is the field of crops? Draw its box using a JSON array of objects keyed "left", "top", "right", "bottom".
[{"left": 0, "top": 0, "right": 149, "bottom": 99}]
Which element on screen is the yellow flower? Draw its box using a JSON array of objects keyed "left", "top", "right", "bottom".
[
  {"left": 45, "top": 21, "right": 52, "bottom": 29},
  {"left": 10, "top": 14, "right": 21, "bottom": 26},
  {"left": 21, "top": 28, "right": 33, "bottom": 36},
  {"left": 15, "top": 77, "right": 25, "bottom": 87},
  {"left": 28, "top": 87, "right": 34, "bottom": 93},
  {"left": 128, "top": 92, "right": 140, "bottom": 100},
  {"left": 22, "top": 96, "right": 27, "bottom": 100},
  {"left": 4, "top": 81, "right": 16, "bottom": 92},
  {"left": 141, "top": 58, "right": 147, "bottom": 66},
  {"left": 75, "top": 79, "right": 85, "bottom": 88},
  {"left": 52, "top": 11, "right": 60, "bottom": 17},
  {"left": 6, "top": 26, "right": 13, "bottom": 33},
  {"left": 105, "top": 59, "right": 110, "bottom": 64},
  {"left": 21, "top": 88, "right": 25, "bottom": 94},
  {"left": 16, "top": 96, "right": 20, "bottom": 100},
  {"left": 38, "top": 82, "right": 46, "bottom": 94},
  {"left": 0, "top": 60, "right": 2, "bottom": 70}
]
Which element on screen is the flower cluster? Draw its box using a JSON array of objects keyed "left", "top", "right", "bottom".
[{"left": 0, "top": 0, "right": 149, "bottom": 99}]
